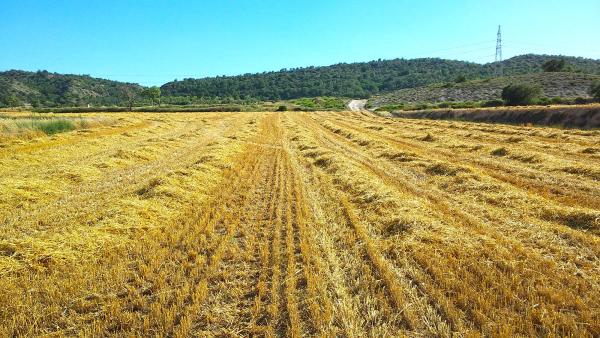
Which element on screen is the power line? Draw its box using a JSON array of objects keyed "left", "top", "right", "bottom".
[
  {"left": 503, "top": 40, "right": 600, "bottom": 55},
  {"left": 406, "top": 40, "right": 496, "bottom": 59},
  {"left": 434, "top": 46, "right": 496, "bottom": 58}
]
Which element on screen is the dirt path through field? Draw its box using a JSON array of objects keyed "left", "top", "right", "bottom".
[
  {"left": 347, "top": 99, "right": 367, "bottom": 111},
  {"left": 1, "top": 111, "right": 598, "bottom": 336}
]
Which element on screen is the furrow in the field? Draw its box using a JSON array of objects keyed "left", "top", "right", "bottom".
[
  {"left": 314, "top": 114, "right": 598, "bottom": 240},
  {"left": 361, "top": 114, "right": 600, "bottom": 201},
  {"left": 67, "top": 147, "right": 257, "bottom": 335},
  {"left": 187, "top": 115, "right": 292, "bottom": 336},
  {"left": 0, "top": 119, "right": 154, "bottom": 159},
  {"left": 311, "top": 166, "right": 441, "bottom": 336},
  {"left": 328, "top": 115, "right": 600, "bottom": 210},
  {"left": 300, "top": 113, "right": 599, "bottom": 336},
  {"left": 129, "top": 115, "right": 270, "bottom": 335},
  {"left": 285, "top": 115, "right": 429, "bottom": 336},
  {"left": 386, "top": 114, "right": 600, "bottom": 187},
  {"left": 292, "top": 124, "right": 473, "bottom": 334},
  {"left": 0, "top": 114, "right": 249, "bottom": 239},
  {"left": 283, "top": 153, "right": 303, "bottom": 338},
  {"left": 266, "top": 149, "right": 286, "bottom": 336},
  {"left": 250, "top": 151, "right": 281, "bottom": 335},
  {"left": 281, "top": 116, "right": 326, "bottom": 336},
  {"left": 267, "top": 141, "right": 290, "bottom": 336},
  {"left": 290, "top": 157, "right": 369, "bottom": 337},
  {"left": 0, "top": 116, "right": 217, "bottom": 226},
  {"left": 172, "top": 115, "right": 280, "bottom": 335},
  {"left": 0, "top": 113, "right": 229, "bottom": 181},
  {"left": 338, "top": 194, "right": 417, "bottom": 329},
  {"left": 316, "top": 115, "right": 600, "bottom": 259},
  {"left": 430, "top": 118, "right": 597, "bottom": 147},
  {"left": 290, "top": 113, "right": 579, "bottom": 334},
  {"left": 288, "top": 162, "right": 334, "bottom": 335},
  {"left": 336, "top": 111, "right": 595, "bottom": 171},
  {"left": 106, "top": 142, "right": 262, "bottom": 335},
  {"left": 0, "top": 114, "right": 265, "bottom": 336},
  {"left": 343, "top": 112, "right": 599, "bottom": 149},
  {"left": 185, "top": 151, "right": 275, "bottom": 336}
]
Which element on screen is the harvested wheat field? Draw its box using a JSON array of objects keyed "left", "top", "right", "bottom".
[{"left": 0, "top": 111, "right": 599, "bottom": 337}]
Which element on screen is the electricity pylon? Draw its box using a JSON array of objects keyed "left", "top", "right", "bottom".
[{"left": 495, "top": 25, "right": 503, "bottom": 76}]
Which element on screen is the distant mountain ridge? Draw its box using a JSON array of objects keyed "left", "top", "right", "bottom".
[{"left": 1, "top": 54, "right": 599, "bottom": 107}]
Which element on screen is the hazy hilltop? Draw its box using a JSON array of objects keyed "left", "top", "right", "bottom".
[
  {"left": 1, "top": 54, "right": 599, "bottom": 108},
  {"left": 0, "top": 70, "right": 142, "bottom": 107}
]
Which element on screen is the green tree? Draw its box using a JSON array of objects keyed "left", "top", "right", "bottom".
[
  {"left": 6, "top": 95, "right": 21, "bottom": 107},
  {"left": 590, "top": 81, "right": 600, "bottom": 101},
  {"left": 454, "top": 74, "right": 467, "bottom": 83},
  {"left": 123, "top": 87, "right": 136, "bottom": 111},
  {"left": 542, "top": 59, "right": 566, "bottom": 72},
  {"left": 142, "top": 87, "right": 161, "bottom": 106},
  {"left": 501, "top": 84, "right": 542, "bottom": 106}
]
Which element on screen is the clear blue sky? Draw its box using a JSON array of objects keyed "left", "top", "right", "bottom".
[{"left": 1, "top": 0, "right": 599, "bottom": 86}]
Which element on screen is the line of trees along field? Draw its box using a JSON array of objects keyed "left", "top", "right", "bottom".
[{"left": 1, "top": 54, "right": 600, "bottom": 107}]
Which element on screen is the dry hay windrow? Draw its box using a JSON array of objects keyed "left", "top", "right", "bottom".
[{"left": 0, "top": 111, "right": 598, "bottom": 337}]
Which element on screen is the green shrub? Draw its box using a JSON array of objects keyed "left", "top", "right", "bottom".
[
  {"left": 537, "top": 97, "right": 551, "bottom": 105},
  {"left": 290, "top": 97, "right": 345, "bottom": 110},
  {"left": 291, "top": 98, "right": 316, "bottom": 108},
  {"left": 550, "top": 97, "right": 564, "bottom": 104},
  {"left": 320, "top": 97, "right": 346, "bottom": 110},
  {"left": 542, "top": 59, "right": 566, "bottom": 72},
  {"left": 574, "top": 97, "right": 587, "bottom": 104},
  {"left": 276, "top": 105, "right": 288, "bottom": 111},
  {"left": 454, "top": 75, "right": 467, "bottom": 83},
  {"left": 375, "top": 104, "right": 405, "bottom": 112},
  {"left": 16, "top": 118, "right": 76, "bottom": 135},
  {"left": 501, "top": 84, "right": 542, "bottom": 106},
  {"left": 451, "top": 101, "right": 477, "bottom": 109},
  {"left": 38, "top": 119, "right": 76, "bottom": 134},
  {"left": 5, "top": 95, "right": 21, "bottom": 107},
  {"left": 482, "top": 99, "right": 504, "bottom": 107}
]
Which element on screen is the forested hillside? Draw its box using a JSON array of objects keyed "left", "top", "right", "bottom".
[
  {"left": 161, "top": 55, "right": 600, "bottom": 100},
  {"left": 0, "top": 70, "right": 142, "bottom": 107},
  {"left": 161, "top": 58, "right": 486, "bottom": 100},
  {"left": 369, "top": 72, "right": 600, "bottom": 107},
  {"left": 2, "top": 54, "right": 599, "bottom": 107}
]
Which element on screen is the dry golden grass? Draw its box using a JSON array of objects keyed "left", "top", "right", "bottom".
[{"left": 0, "top": 111, "right": 598, "bottom": 337}]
